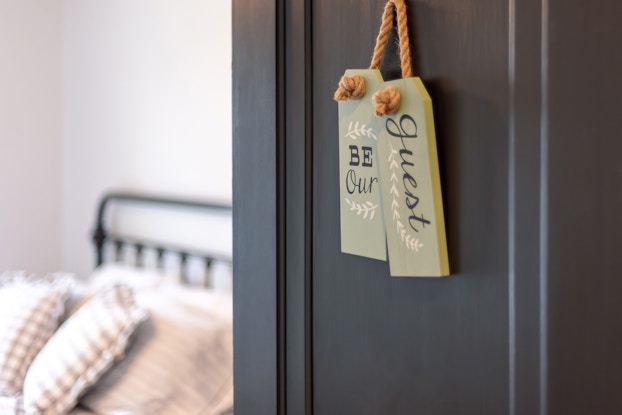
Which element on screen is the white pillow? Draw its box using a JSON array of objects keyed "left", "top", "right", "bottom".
[
  {"left": 80, "top": 285, "right": 233, "bottom": 415},
  {"left": 0, "top": 393, "right": 23, "bottom": 414},
  {"left": 62, "top": 263, "right": 179, "bottom": 318},
  {"left": 0, "top": 273, "right": 71, "bottom": 395},
  {"left": 88, "top": 263, "right": 180, "bottom": 292},
  {"left": 22, "top": 284, "right": 147, "bottom": 415}
]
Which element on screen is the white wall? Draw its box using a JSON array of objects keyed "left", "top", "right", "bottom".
[
  {"left": 0, "top": 2, "right": 62, "bottom": 274},
  {"left": 61, "top": 1, "right": 232, "bottom": 277}
]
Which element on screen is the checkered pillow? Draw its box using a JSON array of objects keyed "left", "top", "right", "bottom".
[
  {"left": 0, "top": 393, "right": 24, "bottom": 415},
  {"left": 0, "top": 275, "right": 69, "bottom": 395},
  {"left": 22, "top": 284, "right": 147, "bottom": 415}
]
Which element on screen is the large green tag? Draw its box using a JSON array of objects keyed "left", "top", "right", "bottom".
[
  {"left": 338, "top": 69, "right": 387, "bottom": 261},
  {"left": 375, "top": 77, "right": 449, "bottom": 276}
]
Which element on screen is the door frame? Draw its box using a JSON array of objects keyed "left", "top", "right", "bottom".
[
  {"left": 232, "top": 0, "right": 311, "bottom": 413},
  {"left": 232, "top": 0, "right": 282, "bottom": 413}
]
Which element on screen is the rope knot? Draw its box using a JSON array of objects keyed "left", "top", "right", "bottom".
[
  {"left": 333, "top": 75, "right": 366, "bottom": 101},
  {"left": 372, "top": 86, "right": 401, "bottom": 116}
]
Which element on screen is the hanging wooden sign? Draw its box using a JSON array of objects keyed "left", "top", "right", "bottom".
[
  {"left": 335, "top": 69, "right": 387, "bottom": 261},
  {"left": 375, "top": 78, "right": 449, "bottom": 276},
  {"left": 370, "top": 0, "right": 448, "bottom": 276},
  {"left": 333, "top": 0, "right": 449, "bottom": 276}
]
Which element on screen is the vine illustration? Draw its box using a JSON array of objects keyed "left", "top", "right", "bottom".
[
  {"left": 343, "top": 120, "right": 378, "bottom": 221},
  {"left": 345, "top": 198, "right": 378, "bottom": 220},
  {"left": 387, "top": 143, "right": 423, "bottom": 252},
  {"left": 346, "top": 121, "right": 377, "bottom": 141}
]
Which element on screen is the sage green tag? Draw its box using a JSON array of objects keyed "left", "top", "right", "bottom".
[
  {"left": 375, "top": 77, "right": 449, "bottom": 276},
  {"left": 338, "top": 69, "right": 387, "bottom": 261}
]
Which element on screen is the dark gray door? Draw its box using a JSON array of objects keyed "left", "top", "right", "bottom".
[
  {"left": 309, "top": 1, "right": 622, "bottom": 415},
  {"left": 312, "top": 0, "right": 511, "bottom": 413},
  {"left": 233, "top": 1, "right": 622, "bottom": 414}
]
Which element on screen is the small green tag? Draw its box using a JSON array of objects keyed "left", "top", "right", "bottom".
[
  {"left": 338, "top": 69, "right": 387, "bottom": 261},
  {"left": 375, "top": 77, "right": 449, "bottom": 276}
]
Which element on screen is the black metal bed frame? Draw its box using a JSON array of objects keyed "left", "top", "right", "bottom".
[{"left": 92, "top": 191, "right": 232, "bottom": 284}]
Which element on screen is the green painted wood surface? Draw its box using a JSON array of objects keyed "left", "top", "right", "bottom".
[
  {"left": 337, "top": 69, "right": 387, "bottom": 261},
  {"left": 375, "top": 77, "right": 449, "bottom": 277}
]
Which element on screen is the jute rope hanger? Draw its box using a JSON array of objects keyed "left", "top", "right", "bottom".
[
  {"left": 334, "top": 0, "right": 413, "bottom": 117},
  {"left": 370, "top": 0, "right": 413, "bottom": 79}
]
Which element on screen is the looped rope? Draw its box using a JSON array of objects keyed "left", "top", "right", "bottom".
[
  {"left": 372, "top": 86, "right": 401, "bottom": 116},
  {"left": 370, "top": 0, "right": 412, "bottom": 79},
  {"left": 371, "top": 0, "right": 412, "bottom": 116},
  {"left": 333, "top": 0, "right": 412, "bottom": 112},
  {"left": 333, "top": 75, "right": 366, "bottom": 101}
]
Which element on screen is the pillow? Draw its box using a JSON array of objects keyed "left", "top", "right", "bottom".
[
  {"left": 62, "top": 263, "right": 179, "bottom": 323},
  {"left": 88, "top": 263, "right": 180, "bottom": 292},
  {"left": 80, "top": 285, "right": 233, "bottom": 415},
  {"left": 22, "top": 284, "right": 147, "bottom": 415},
  {"left": 0, "top": 393, "right": 24, "bottom": 414},
  {"left": 0, "top": 273, "right": 71, "bottom": 395}
]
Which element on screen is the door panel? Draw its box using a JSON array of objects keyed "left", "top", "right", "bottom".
[
  {"left": 547, "top": 1, "right": 622, "bottom": 413},
  {"left": 312, "top": 1, "right": 510, "bottom": 413},
  {"left": 232, "top": 0, "right": 622, "bottom": 414}
]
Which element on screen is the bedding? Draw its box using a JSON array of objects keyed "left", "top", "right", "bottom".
[
  {"left": 23, "top": 284, "right": 147, "bottom": 415},
  {"left": 0, "top": 395, "right": 95, "bottom": 415},
  {"left": 1, "top": 192, "right": 234, "bottom": 414},
  {"left": 80, "top": 284, "right": 233, "bottom": 414},
  {"left": 0, "top": 273, "right": 71, "bottom": 395},
  {"left": 0, "top": 265, "right": 233, "bottom": 415}
]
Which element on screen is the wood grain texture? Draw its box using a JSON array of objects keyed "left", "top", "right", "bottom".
[
  {"left": 312, "top": 0, "right": 509, "bottom": 413},
  {"left": 512, "top": 0, "right": 545, "bottom": 413},
  {"left": 546, "top": 1, "right": 622, "bottom": 413},
  {"left": 231, "top": 0, "right": 622, "bottom": 413},
  {"left": 232, "top": 0, "right": 278, "bottom": 413},
  {"left": 285, "top": 0, "right": 312, "bottom": 413}
]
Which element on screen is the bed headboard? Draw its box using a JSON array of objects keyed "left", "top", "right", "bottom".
[{"left": 92, "top": 191, "right": 232, "bottom": 284}]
